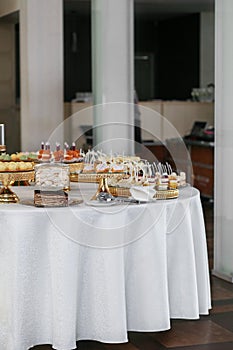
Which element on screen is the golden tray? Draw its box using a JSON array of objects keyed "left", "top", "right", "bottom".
[
  {"left": 109, "top": 186, "right": 179, "bottom": 200},
  {"left": 0, "top": 170, "right": 35, "bottom": 203},
  {"left": 70, "top": 172, "right": 127, "bottom": 183},
  {"left": 78, "top": 174, "right": 179, "bottom": 202},
  {"left": 69, "top": 162, "right": 84, "bottom": 173},
  {"left": 109, "top": 187, "right": 130, "bottom": 197},
  {"left": 155, "top": 188, "right": 179, "bottom": 199},
  {"left": 70, "top": 173, "right": 98, "bottom": 183}
]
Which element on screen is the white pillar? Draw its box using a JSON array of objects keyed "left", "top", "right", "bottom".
[
  {"left": 20, "top": 0, "right": 64, "bottom": 151},
  {"left": 91, "top": 0, "right": 134, "bottom": 155},
  {"left": 200, "top": 12, "right": 215, "bottom": 87},
  {"left": 213, "top": 0, "right": 233, "bottom": 282}
]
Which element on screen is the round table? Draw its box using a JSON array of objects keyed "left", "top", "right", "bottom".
[{"left": 0, "top": 184, "right": 211, "bottom": 350}]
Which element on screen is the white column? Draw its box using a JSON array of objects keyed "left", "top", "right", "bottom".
[
  {"left": 20, "top": 0, "right": 64, "bottom": 151},
  {"left": 213, "top": 0, "right": 233, "bottom": 282},
  {"left": 200, "top": 12, "right": 215, "bottom": 87},
  {"left": 91, "top": 0, "right": 134, "bottom": 155}
]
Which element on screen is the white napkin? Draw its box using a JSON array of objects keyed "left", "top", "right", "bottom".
[{"left": 130, "top": 185, "right": 156, "bottom": 202}]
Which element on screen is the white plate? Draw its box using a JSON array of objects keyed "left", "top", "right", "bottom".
[
  {"left": 127, "top": 196, "right": 157, "bottom": 203},
  {"left": 85, "top": 200, "right": 119, "bottom": 207}
]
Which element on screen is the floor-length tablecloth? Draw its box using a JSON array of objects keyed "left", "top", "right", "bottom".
[{"left": 0, "top": 184, "right": 211, "bottom": 350}]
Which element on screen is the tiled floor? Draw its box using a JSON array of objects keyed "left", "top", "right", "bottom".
[{"left": 32, "top": 200, "right": 233, "bottom": 350}]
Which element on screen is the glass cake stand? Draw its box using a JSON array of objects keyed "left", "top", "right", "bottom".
[{"left": 0, "top": 171, "right": 35, "bottom": 203}]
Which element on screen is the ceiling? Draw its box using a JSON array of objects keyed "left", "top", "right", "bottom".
[
  {"left": 0, "top": 0, "right": 215, "bottom": 23},
  {"left": 64, "top": 0, "right": 214, "bottom": 19}
]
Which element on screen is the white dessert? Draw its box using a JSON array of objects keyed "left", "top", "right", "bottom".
[
  {"left": 110, "top": 164, "right": 125, "bottom": 172},
  {"left": 96, "top": 163, "right": 109, "bottom": 173},
  {"left": 35, "top": 164, "right": 70, "bottom": 189},
  {"left": 82, "top": 164, "right": 95, "bottom": 173}
]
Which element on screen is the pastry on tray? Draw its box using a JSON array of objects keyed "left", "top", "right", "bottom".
[
  {"left": 96, "top": 163, "right": 110, "bottom": 173},
  {"left": 0, "top": 161, "right": 34, "bottom": 172}
]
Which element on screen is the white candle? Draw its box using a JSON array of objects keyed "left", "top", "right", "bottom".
[{"left": 0, "top": 124, "right": 5, "bottom": 145}]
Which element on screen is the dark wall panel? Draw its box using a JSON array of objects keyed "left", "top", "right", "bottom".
[
  {"left": 64, "top": 12, "right": 92, "bottom": 101},
  {"left": 63, "top": 11, "right": 200, "bottom": 102},
  {"left": 157, "top": 14, "right": 200, "bottom": 100}
]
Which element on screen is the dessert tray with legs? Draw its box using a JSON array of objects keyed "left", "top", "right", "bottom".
[{"left": 0, "top": 171, "right": 35, "bottom": 203}]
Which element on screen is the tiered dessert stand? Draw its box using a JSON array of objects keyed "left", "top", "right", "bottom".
[{"left": 0, "top": 171, "right": 34, "bottom": 203}]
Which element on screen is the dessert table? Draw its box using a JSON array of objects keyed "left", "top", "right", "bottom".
[{"left": 0, "top": 184, "right": 211, "bottom": 350}]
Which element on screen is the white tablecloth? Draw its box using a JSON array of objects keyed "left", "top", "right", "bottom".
[{"left": 0, "top": 184, "right": 211, "bottom": 350}]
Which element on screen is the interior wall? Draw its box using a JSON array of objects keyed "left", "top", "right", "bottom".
[
  {"left": 0, "top": 0, "right": 19, "bottom": 18},
  {"left": 0, "top": 22, "right": 20, "bottom": 153},
  {"left": 0, "top": 23, "right": 15, "bottom": 109},
  {"left": 0, "top": 0, "right": 20, "bottom": 153}
]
